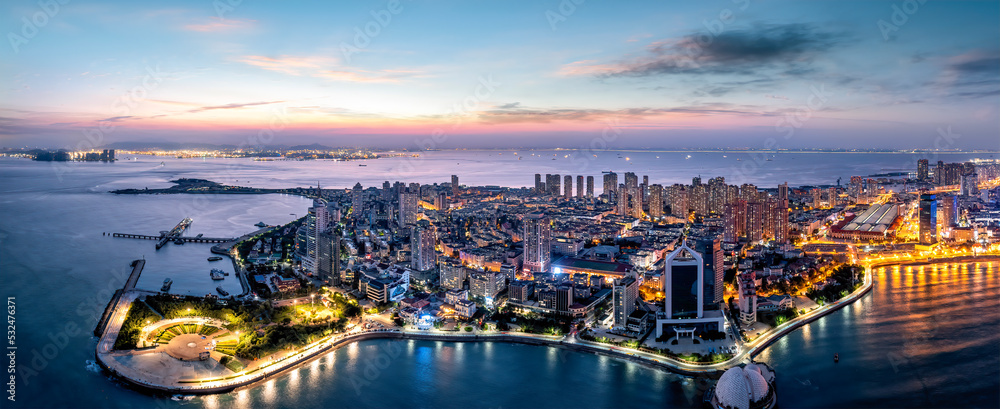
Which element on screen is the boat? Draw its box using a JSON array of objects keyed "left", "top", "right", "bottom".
[
  {"left": 216, "top": 286, "right": 229, "bottom": 296},
  {"left": 254, "top": 221, "right": 267, "bottom": 228},
  {"left": 174, "top": 238, "right": 184, "bottom": 245},
  {"left": 834, "top": 353, "right": 839, "bottom": 362},
  {"left": 210, "top": 269, "right": 225, "bottom": 280},
  {"left": 208, "top": 256, "right": 223, "bottom": 261},
  {"left": 161, "top": 278, "right": 172, "bottom": 292},
  {"left": 358, "top": 164, "right": 367, "bottom": 167}
]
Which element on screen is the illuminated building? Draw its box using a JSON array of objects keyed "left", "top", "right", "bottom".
[
  {"left": 919, "top": 193, "right": 937, "bottom": 245},
  {"left": 451, "top": 174, "right": 460, "bottom": 196},
  {"left": 603, "top": 172, "right": 618, "bottom": 203},
  {"left": 469, "top": 270, "right": 506, "bottom": 301},
  {"left": 577, "top": 175, "right": 584, "bottom": 198},
  {"left": 522, "top": 213, "right": 552, "bottom": 273},
  {"left": 317, "top": 230, "right": 340, "bottom": 286},
  {"left": 586, "top": 175, "right": 595, "bottom": 198},
  {"left": 648, "top": 184, "right": 664, "bottom": 218},
  {"left": 351, "top": 182, "right": 365, "bottom": 218},
  {"left": 612, "top": 276, "right": 638, "bottom": 330},
  {"left": 917, "top": 159, "right": 929, "bottom": 180},
  {"left": 440, "top": 258, "right": 467, "bottom": 290},
  {"left": 655, "top": 242, "right": 727, "bottom": 339},
  {"left": 398, "top": 188, "right": 419, "bottom": 227},
  {"left": 711, "top": 363, "right": 777, "bottom": 409},
  {"left": 410, "top": 222, "right": 436, "bottom": 271},
  {"left": 564, "top": 175, "right": 573, "bottom": 199}
]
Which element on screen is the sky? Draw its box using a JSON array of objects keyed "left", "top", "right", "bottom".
[{"left": 2, "top": 0, "right": 999, "bottom": 150}]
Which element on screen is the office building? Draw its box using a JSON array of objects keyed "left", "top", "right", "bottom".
[{"left": 919, "top": 193, "right": 937, "bottom": 245}]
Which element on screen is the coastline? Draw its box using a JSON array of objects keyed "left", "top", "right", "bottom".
[{"left": 94, "top": 254, "right": 998, "bottom": 396}]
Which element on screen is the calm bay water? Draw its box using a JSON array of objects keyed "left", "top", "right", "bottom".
[{"left": 1, "top": 151, "right": 997, "bottom": 408}]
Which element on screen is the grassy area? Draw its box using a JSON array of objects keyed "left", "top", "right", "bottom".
[
  {"left": 154, "top": 323, "right": 224, "bottom": 345},
  {"left": 219, "top": 356, "right": 246, "bottom": 373},
  {"left": 113, "top": 301, "right": 160, "bottom": 350}
]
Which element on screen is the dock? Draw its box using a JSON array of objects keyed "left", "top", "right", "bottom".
[
  {"left": 94, "top": 259, "right": 144, "bottom": 336},
  {"left": 109, "top": 217, "right": 235, "bottom": 249}
]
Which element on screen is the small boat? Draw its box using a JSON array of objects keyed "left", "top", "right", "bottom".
[
  {"left": 834, "top": 353, "right": 839, "bottom": 362},
  {"left": 208, "top": 256, "right": 223, "bottom": 261},
  {"left": 161, "top": 278, "right": 172, "bottom": 292},
  {"left": 358, "top": 164, "right": 367, "bottom": 167},
  {"left": 254, "top": 221, "right": 267, "bottom": 228},
  {"left": 210, "top": 269, "right": 225, "bottom": 280},
  {"left": 216, "top": 286, "right": 229, "bottom": 296}
]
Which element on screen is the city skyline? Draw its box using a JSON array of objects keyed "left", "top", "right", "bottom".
[{"left": 3, "top": 1, "right": 999, "bottom": 149}]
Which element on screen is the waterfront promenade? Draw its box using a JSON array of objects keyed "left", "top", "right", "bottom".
[{"left": 95, "top": 253, "right": 1000, "bottom": 395}]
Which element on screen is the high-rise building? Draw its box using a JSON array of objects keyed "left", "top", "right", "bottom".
[
  {"left": 693, "top": 236, "right": 724, "bottom": 306},
  {"left": 317, "top": 230, "right": 340, "bottom": 286},
  {"left": 616, "top": 183, "right": 629, "bottom": 216},
  {"left": 939, "top": 194, "right": 958, "bottom": 229},
  {"left": 534, "top": 173, "right": 543, "bottom": 193},
  {"left": 746, "top": 201, "right": 765, "bottom": 242},
  {"left": 664, "top": 242, "right": 704, "bottom": 319},
  {"left": 919, "top": 193, "right": 937, "bottom": 245},
  {"left": 576, "top": 175, "right": 584, "bottom": 198},
  {"left": 302, "top": 201, "right": 330, "bottom": 273},
  {"left": 546, "top": 174, "right": 561, "bottom": 196},
  {"left": 451, "top": 175, "right": 459, "bottom": 196},
  {"left": 351, "top": 183, "right": 365, "bottom": 218},
  {"left": 522, "top": 213, "right": 552, "bottom": 274},
  {"left": 812, "top": 188, "right": 822, "bottom": 209},
  {"left": 398, "top": 189, "right": 419, "bottom": 227},
  {"left": 435, "top": 191, "right": 448, "bottom": 211},
  {"left": 603, "top": 172, "right": 618, "bottom": 202},
  {"left": 648, "top": 184, "right": 664, "bottom": 218},
  {"left": 769, "top": 198, "right": 789, "bottom": 243},
  {"left": 586, "top": 176, "right": 594, "bottom": 198},
  {"left": 828, "top": 187, "right": 838, "bottom": 207},
  {"left": 708, "top": 177, "right": 727, "bottom": 215},
  {"left": 691, "top": 184, "right": 709, "bottom": 216},
  {"left": 440, "top": 258, "right": 467, "bottom": 290},
  {"left": 723, "top": 200, "right": 747, "bottom": 243},
  {"left": 564, "top": 175, "right": 573, "bottom": 199},
  {"left": 411, "top": 223, "right": 436, "bottom": 271},
  {"left": 738, "top": 271, "right": 757, "bottom": 327},
  {"left": 917, "top": 159, "right": 929, "bottom": 180},
  {"left": 556, "top": 284, "right": 574, "bottom": 312},
  {"left": 612, "top": 276, "right": 638, "bottom": 330},
  {"left": 778, "top": 182, "right": 788, "bottom": 201},
  {"left": 668, "top": 184, "right": 689, "bottom": 217}
]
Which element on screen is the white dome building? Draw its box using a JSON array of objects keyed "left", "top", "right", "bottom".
[{"left": 711, "top": 363, "right": 776, "bottom": 409}]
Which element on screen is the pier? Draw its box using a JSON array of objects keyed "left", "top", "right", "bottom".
[{"left": 109, "top": 218, "right": 236, "bottom": 249}]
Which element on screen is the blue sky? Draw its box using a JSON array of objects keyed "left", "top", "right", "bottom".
[{"left": 2, "top": 0, "right": 998, "bottom": 149}]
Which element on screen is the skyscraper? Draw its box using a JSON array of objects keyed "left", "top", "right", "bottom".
[
  {"left": 723, "top": 200, "right": 747, "bottom": 243},
  {"left": 693, "top": 236, "right": 724, "bottom": 306},
  {"left": 451, "top": 175, "right": 460, "bottom": 196},
  {"left": 398, "top": 188, "right": 419, "bottom": 227},
  {"left": 616, "top": 183, "right": 629, "bottom": 216},
  {"left": 586, "top": 176, "right": 594, "bottom": 198},
  {"left": 522, "top": 213, "right": 552, "bottom": 273},
  {"left": 317, "top": 230, "right": 340, "bottom": 286},
  {"left": 564, "top": 175, "right": 572, "bottom": 199},
  {"left": 939, "top": 194, "right": 958, "bottom": 229},
  {"left": 919, "top": 193, "right": 937, "bottom": 245},
  {"left": 351, "top": 183, "right": 365, "bottom": 218},
  {"left": 576, "top": 175, "right": 584, "bottom": 198},
  {"left": 664, "top": 242, "right": 703, "bottom": 319},
  {"left": 411, "top": 223, "right": 437, "bottom": 271},
  {"left": 778, "top": 182, "right": 788, "bottom": 201},
  {"left": 302, "top": 201, "right": 330, "bottom": 273},
  {"left": 648, "top": 184, "right": 663, "bottom": 218},
  {"left": 668, "top": 184, "right": 689, "bottom": 217},
  {"left": 746, "top": 201, "right": 765, "bottom": 242},
  {"left": 534, "top": 173, "right": 543, "bottom": 193},
  {"left": 603, "top": 172, "right": 618, "bottom": 202},
  {"left": 917, "top": 159, "right": 929, "bottom": 180},
  {"left": 546, "top": 174, "right": 561, "bottom": 196}
]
